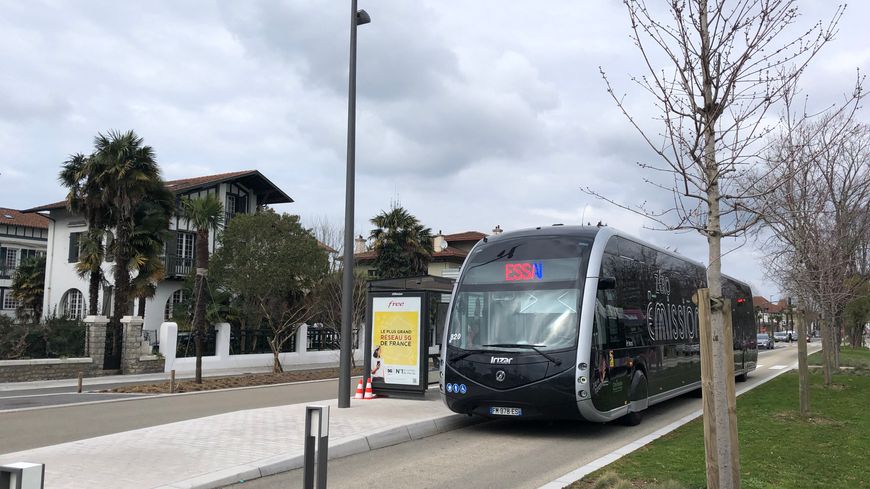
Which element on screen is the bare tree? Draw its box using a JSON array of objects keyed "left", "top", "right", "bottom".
[
  {"left": 261, "top": 296, "right": 314, "bottom": 373},
  {"left": 594, "top": 2, "right": 843, "bottom": 487},
  {"left": 755, "top": 85, "right": 870, "bottom": 386},
  {"left": 307, "top": 215, "right": 345, "bottom": 271},
  {"left": 311, "top": 270, "right": 368, "bottom": 366}
]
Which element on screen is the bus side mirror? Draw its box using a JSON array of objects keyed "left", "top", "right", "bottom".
[{"left": 597, "top": 277, "right": 616, "bottom": 290}]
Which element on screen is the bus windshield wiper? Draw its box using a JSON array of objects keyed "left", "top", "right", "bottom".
[
  {"left": 449, "top": 348, "right": 491, "bottom": 362},
  {"left": 483, "top": 344, "right": 562, "bottom": 366}
]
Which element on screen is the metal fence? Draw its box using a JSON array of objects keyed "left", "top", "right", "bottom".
[
  {"left": 229, "top": 327, "right": 296, "bottom": 355},
  {"left": 170, "top": 325, "right": 352, "bottom": 357},
  {"left": 175, "top": 328, "right": 217, "bottom": 358},
  {"left": 307, "top": 327, "right": 340, "bottom": 351}
]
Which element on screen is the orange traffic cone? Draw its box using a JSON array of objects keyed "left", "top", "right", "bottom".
[
  {"left": 363, "top": 377, "right": 377, "bottom": 399},
  {"left": 353, "top": 378, "right": 364, "bottom": 399}
]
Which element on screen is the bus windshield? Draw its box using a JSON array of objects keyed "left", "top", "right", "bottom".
[{"left": 446, "top": 236, "right": 590, "bottom": 352}]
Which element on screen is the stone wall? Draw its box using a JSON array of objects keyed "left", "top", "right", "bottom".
[
  {"left": 124, "top": 355, "right": 165, "bottom": 375},
  {"left": 121, "top": 316, "right": 165, "bottom": 375},
  {"left": 0, "top": 358, "right": 95, "bottom": 383}
]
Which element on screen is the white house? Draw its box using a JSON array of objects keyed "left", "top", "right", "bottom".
[
  {"left": 0, "top": 208, "right": 49, "bottom": 318},
  {"left": 25, "top": 169, "right": 293, "bottom": 332}
]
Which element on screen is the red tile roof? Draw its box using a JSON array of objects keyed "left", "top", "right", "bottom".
[
  {"left": 318, "top": 242, "right": 338, "bottom": 254},
  {"left": 353, "top": 245, "right": 469, "bottom": 263},
  {"left": 753, "top": 296, "right": 786, "bottom": 313},
  {"left": 352, "top": 230, "right": 488, "bottom": 264},
  {"left": 443, "top": 231, "right": 487, "bottom": 242},
  {"left": 433, "top": 245, "right": 470, "bottom": 260},
  {"left": 24, "top": 200, "right": 66, "bottom": 212},
  {"left": 0, "top": 208, "right": 49, "bottom": 229},
  {"left": 25, "top": 169, "right": 292, "bottom": 213},
  {"left": 353, "top": 250, "right": 377, "bottom": 261},
  {"left": 164, "top": 170, "right": 257, "bottom": 192}
]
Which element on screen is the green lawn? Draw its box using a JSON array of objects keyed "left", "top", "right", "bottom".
[
  {"left": 808, "top": 346, "right": 870, "bottom": 371},
  {"left": 575, "top": 351, "right": 870, "bottom": 489}
]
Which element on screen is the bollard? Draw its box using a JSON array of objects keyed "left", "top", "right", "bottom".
[
  {"left": 0, "top": 462, "right": 45, "bottom": 489},
  {"left": 303, "top": 405, "right": 330, "bottom": 489},
  {"left": 77, "top": 372, "right": 83, "bottom": 394},
  {"left": 170, "top": 370, "right": 176, "bottom": 394}
]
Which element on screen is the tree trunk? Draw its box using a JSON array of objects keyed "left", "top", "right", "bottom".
[
  {"left": 193, "top": 228, "right": 209, "bottom": 384},
  {"left": 821, "top": 315, "right": 833, "bottom": 386},
  {"left": 797, "top": 311, "right": 810, "bottom": 417},
  {"left": 272, "top": 344, "right": 283, "bottom": 373},
  {"left": 111, "top": 221, "right": 132, "bottom": 365},
  {"left": 698, "top": 3, "right": 739, "bottom": 484},
  {"left": 88, "top": 270, "right": 101, "bottom": 316}
]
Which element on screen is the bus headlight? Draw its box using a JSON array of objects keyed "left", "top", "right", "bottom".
[
  {"left": 578, "top": 363, "right": 588, "bottom": 371},
  {"left": 578, "top": 390, "right": 588, "bottom": 398},
  {"left": 579, "top": 376, "right": 587, "bottom": 384}
]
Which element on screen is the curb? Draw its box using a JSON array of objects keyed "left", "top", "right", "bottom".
[{"left": 155, "top": 413, "right": 481, "bottom": 489}]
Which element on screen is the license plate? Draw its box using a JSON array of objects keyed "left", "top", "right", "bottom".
[{"left": 489, "top": 407, "right": 523, "bottom": 416}]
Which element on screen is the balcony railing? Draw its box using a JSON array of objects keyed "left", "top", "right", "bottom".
[{"left": 163, "top": 255, "right": 194, "bottom": 278}]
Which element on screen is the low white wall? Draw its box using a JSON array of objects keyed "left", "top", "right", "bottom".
[{"left": 158, "top": 322, "right": 365, "bottom": 374}]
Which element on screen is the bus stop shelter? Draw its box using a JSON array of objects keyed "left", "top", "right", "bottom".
[{"left": 364, "top": 275, "right": 455, "bottom": 398}]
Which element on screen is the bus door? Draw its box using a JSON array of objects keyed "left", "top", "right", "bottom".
[{"left": 590, "top": 255, "right": 630, "bottom": 412}]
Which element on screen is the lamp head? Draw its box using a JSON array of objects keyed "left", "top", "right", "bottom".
[{"left": 356, "top": 9, "right": 371, "bottom": 25}]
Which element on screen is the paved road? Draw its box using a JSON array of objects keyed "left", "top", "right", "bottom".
[
  {"left": 0, "top": 391, "right": 148, "bottom": 410},
  {"left": 0, "top": 378, "right": 356, "bottom": 454},
  {"left": 229, "top": 344, "right": 812, "bottom": 489}
]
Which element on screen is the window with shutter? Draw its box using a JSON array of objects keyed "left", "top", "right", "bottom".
[{"left": 68, "top": 232, "right": 82, "bottom": 263}]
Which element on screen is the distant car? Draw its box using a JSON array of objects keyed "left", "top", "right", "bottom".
[
  {"left": 757, "top": 333, "right": 774, "bottom": 350},
  {"left": 773, "top": 331, "right": 789, "bottom": 342}
]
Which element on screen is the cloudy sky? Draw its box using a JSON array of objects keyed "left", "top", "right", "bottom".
[{"left": 2, "top": 0, "right": 868, "bottom": 298}]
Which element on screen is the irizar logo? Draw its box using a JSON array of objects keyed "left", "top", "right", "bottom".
[{"left": 490, "top": 356, "right": 513, "bottom": 364}]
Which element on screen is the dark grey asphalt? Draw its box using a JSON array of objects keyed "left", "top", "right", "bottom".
[{"left": 0, "top": 392, "right": 147, "bottom": 410}]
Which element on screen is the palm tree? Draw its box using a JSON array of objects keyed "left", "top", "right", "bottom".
[
  {"left": 369, "top": 205, "right": 434, "bottom": 279},
  {"left": 128, "top": 183, "right": 174, "bottom": 319},
  {"left": 11, "top": 255, "right": 46, "bottom": 323},
  {"left": 181, "top": 194, "right": 224, "bottom": 384},
  {"left": 60, "top": 153, "right": 110, "bottom": 316},
  {"left": 90, "top": 130, "right": 164, "bottom": 365}
]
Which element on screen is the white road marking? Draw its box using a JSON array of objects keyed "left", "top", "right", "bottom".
[
  {"left": 769, "top": 365, "right": 788, "bottom": 370},
  {"left": 756, "top": 364, "right": 764, "bottom": 368}
]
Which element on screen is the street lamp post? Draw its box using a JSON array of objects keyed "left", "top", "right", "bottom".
[{"left": 339, "top": 0, "right": 370, "bottom": 409}]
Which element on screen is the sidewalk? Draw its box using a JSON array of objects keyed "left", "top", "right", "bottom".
[
  {"left": 0, "top": 363, "right": 336, "bottom": 392},
  {"left": 0, "top": 388, "right": 476, "bottom": 489}
]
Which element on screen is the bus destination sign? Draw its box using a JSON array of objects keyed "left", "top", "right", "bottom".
[{"left": 504, "top": 262, "right": 543, "bottom": 281}]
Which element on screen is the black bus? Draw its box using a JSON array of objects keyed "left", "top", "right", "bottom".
[{"left": 440, "top": 225, "right": 756, "bottom": 425}]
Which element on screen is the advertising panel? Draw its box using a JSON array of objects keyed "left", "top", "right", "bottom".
[{"left": 370, "top": 296, "right": 421, "bottom": 386}]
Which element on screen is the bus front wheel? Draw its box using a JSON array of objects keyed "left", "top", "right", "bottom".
[{"left": 621, "top": 371, "right": 648, "bottom": 426}]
